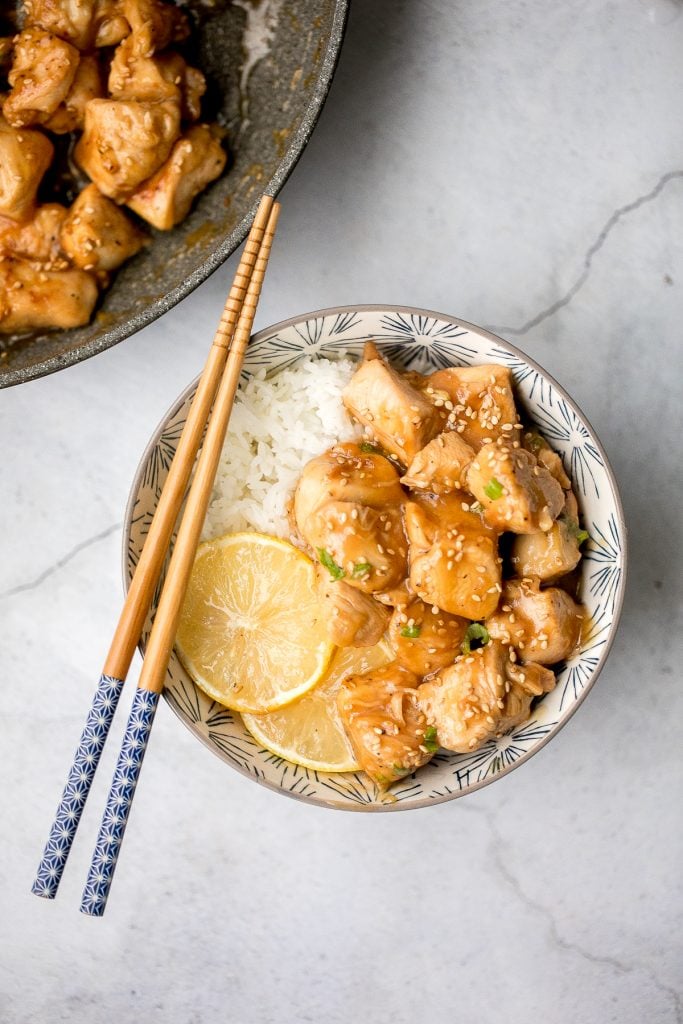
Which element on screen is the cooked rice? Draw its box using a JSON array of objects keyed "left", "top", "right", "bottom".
[{"left": 202, "top": 356, "right": 362, "bottom": 540}]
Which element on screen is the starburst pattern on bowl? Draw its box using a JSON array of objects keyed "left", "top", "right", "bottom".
[{"left": 125, "top": 307, "right": 626, "bottom": 811}]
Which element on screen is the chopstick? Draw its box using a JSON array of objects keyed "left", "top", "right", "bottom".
[
  {"left": 80, "top": 201, "right": 281, "bottom": 917},
  {"left": 31, "top": 194, "right": 275, "bottom": 900}
]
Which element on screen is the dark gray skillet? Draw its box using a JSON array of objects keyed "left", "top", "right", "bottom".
[{"left": 0, "top": 0, "right": 348, "bottom": 388}]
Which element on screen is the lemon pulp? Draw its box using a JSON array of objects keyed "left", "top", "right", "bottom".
[
  {"left": 175, "top": 532, "right": 335, "bottom": 714},
  {"left": 242, "top": 639, "right": 394, "bottom": 773}
]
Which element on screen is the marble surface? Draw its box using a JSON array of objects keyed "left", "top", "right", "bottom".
[{"left": 1, "top": 1, "right": 682, "bottom": 1021}]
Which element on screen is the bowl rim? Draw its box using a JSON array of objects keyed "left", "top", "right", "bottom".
[
  {"left": 1, "top": 0, "right": 350, "bottom": 389},
  {"left": 123, "top": 304, "right": 628, "bottom": 811}
]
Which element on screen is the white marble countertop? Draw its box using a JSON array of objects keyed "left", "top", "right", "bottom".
[{"left": 2, "top": 1, "right": 682, "bottom": 1021}]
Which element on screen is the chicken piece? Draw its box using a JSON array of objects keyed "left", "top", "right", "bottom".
[
  {"left": 389, "top": 598, "right": 468, "bottom": 676},
  {"left": 427, "top": 363, "right": 520, "bottom": 451},
  {"left": 307, "top": 500, "right": 408, "bottom": 594},
  {"left": 467, "top": 442, "right": 564, "bottom": 534},
  {"left": 314, "top": 565, "right": 389, "bottom": 648},
  {"left": 511, "top": 490, "right": 585, "bottom": 581},
  {"left": 401, "top": 431, "right": 475, "bottom": 495},
  {"left": 0, "top": 204, "right": 69, "bottom": 267},
  {"left": 24, "top": 0, "right": 96, "bottom": 50},
  {"left": 486, "top": 578, "right": 583, "bottom": 664},
  {"left": 74, "top": 97, "right": 180, "bottom": 201},
  {"left": 93, "top": 0, "right": 130, "bottom": 46},
  {"left": 126, "top": 124, "right": 224, "bottom": 230},
  {"left": 522, "top": 430, "right": 571, "bottom": 489},
  {"left": 121, "top": 0, "right": 189, "bottom": 55},
  {"left": 3, "top": 29, "right": 80, "bottom": 128},
  {"left": 109, "top": 37, "right": 206, "bottom": 119},
  {"left": 294, "top": 441, "right": 408, "bottom": 594},
  {"left": 405, "top": 495, "right": 501, "bottom": 619},
  {"left": 0, "top": 119, "right": 54, "bottom": 222},
  {"left": 294, "top": 442, "right": 405, "bottom": 528},
  {"left": 43, "top": 55, "right": 102, "bottom": 133},
  {"left": 342, "top": 342, "right": 444, "bottom": 465},
  {"left": 182, "top": 66, "right": 207, "bottom": 122},
  {"left": 0, "top": 258, "right": 98, "bottom": 332},
  {"left": 59, "top": 184, "right": 146, "bottom": 272},
  {"left": 337, "top": 663, "right": 434, "bottom": 788},
  {"left": 417, "top": 641, "right": 556, "bottom": 753}
]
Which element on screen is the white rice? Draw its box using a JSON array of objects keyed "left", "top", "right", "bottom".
[{"left": 202, "top": 356, "right": 362, "bottom": 540}]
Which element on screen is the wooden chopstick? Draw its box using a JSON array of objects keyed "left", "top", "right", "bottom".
[
  {"left": 80, "top": 202, "right": 281, "bottom": 917},
  {"left": 32, "top": 194, "right": 274, "bottom": 901}
]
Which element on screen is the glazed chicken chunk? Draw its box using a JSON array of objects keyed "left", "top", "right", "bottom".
[
  {"left": 388, "top": 597, "right": 468, "bottom": 676},
  {"left": 44, "top": 55, "right": 103, "bottom": 134},
  {"left": 401, "top": 431, "right": 475, "bottom": 495},
  {"left": 418, "top": 640, "right": 555, "bottom": 753},
  {"left": 122, "top": 0, "right": 189, "bottom": 54},
  {"left": 337, "top": 663, "right": 435, "bottom": 788},
  {"left": 0, "top": 204, "right": 68, "bottom": 267},
  {"left": 404, "top": 494, "right": 502, "bottom": 619},
  {"left": 3, "top": 29, "right": 80, "bottom": 128},
  {"left": 24, "top": 0, "right": 97, "bottom": 50},
  {"left": 60, "top": 183, "right": 146, "bottom": 271},
  {"left": 523, "top": 431, "right": 571, "bottom": 489},
  {"left": 294, "top": 442, "right": 408, "bottom": 593},
  {"left": 428, "top": 363, "right": 520, "bottom": 450},
  {"left": 127, "top": 125, "right": 225, "bottom": 230},
  {"left": 93, "top": 0, "right": 130, "bottom": 47},
  {"left": 342, "top": 342, "right": 444, "bottom": 465},
  {"left": 108, "top": 36, "right": 206, "bottom": 118},
  {"left": 74, "top": 97, "right": 180, "bottom": 200},
  {"left": 314, "top": 564, "right": 390, "bottom": 648},
  {"left": 0, "top": 118, "right": 54, "bottom": 222},
  {"left": 511, "top": 490, "right": 585, "bottom": 581},
  {"left": 294, "top": 441, "right": 405, "bottom": 524},
  {"left": 486, "top": 578, "right": 583, "bottom": 665},
  {"left": 306, "top": 500, "right": 407, "bottom": 594},
  {"left": 467, "top": 442, "right": 564, "bottom": 534},
  {"left": 0, "top": 258, "right": 98, "bottom": 332}
]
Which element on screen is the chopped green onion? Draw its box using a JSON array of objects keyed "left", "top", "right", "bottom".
[
  {"left": 461, "top": 622, "right": 490, "bottom": 655},
  {"left": 400, "top": 623, "right": 421, "bottom": 639},
  {"left": 360, "top": 441, "right": 381, "bottom": 454},
  {"left": 423, "top": 726, "right": 439, "bottom": 753},
  {"left": 318, "top": 548, "right": 345, "bottom": 580},
  {"left": 392, "top": 764, "right": 407, "bottom": 776},
  {"left": 526, "top": 431, "right": 545, "bottom": 453},
  {"left": 560, "top": 514, "right": 590, "bottom": 545},
  {"left": 352, "top": 561, "right": 372, "bottom": 577},
  {"left": 484, "top": 477, "right": 504, "bottom": 500}
]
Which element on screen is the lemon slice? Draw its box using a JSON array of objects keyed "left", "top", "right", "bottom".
[
  {"left": 175, "top": 532, "right": 335, "bottom": 714},
  {"left": 242, "top": 639, "right": 394, "bottom": 773}
]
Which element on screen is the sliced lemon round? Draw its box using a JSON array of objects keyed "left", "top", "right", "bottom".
[
  {"left": 242, "top": 639, "right": 394, "bottom": 773},
  {"left": 175, "top": 532, "right": 335, "bottom": 714}
]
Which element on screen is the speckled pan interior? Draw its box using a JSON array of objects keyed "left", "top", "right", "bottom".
[{"left": 0, "top": 0, "right": 348, "bottom": 387}]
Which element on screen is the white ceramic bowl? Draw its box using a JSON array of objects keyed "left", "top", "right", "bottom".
[{"left": 124, "top": 306, "right": 627, "bottom": 811}]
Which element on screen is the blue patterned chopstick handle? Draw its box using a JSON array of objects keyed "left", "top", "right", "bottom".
[
  {"left": 80, "top": 688, "right": 160, "bottom": 917},
  {"left": 32, "top": 674, "right": 125, "bottom": 899}
]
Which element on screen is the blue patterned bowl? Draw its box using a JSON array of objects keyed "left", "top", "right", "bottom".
[{"left": 124, "top": 306, "right": 627, "bottom": 811}]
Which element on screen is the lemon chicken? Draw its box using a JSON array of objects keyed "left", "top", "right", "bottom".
[
  {"left": 337, "top": 664, "right": 434, "bottom": 788},
  {"left": 293, "top": 351, "right": 588, "bottom": 789},
  {"left": 0, "top": 0, "right": 225, "bottom": 334}
]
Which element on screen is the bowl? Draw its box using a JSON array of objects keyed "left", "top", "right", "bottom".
[
  {"left": 0, "top": 0, "right": 348, "bottom": 388},
  {"left": 124, "top": 305, "right": 627, "bottom": 811}
]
